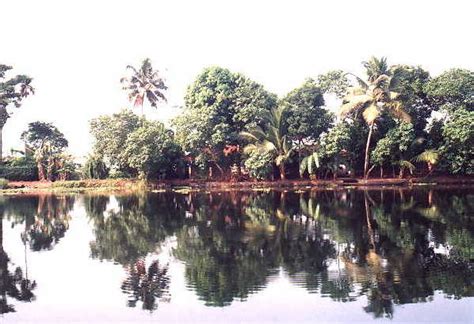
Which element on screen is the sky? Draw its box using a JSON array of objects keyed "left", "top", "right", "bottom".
[{"left": 1, "top": 0, "right": 473, "bottom": 159}]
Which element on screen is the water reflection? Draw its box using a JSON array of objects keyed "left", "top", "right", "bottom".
[
  {"left": 0, "top": 194, "right": 74, "bottom": 313},
  {"left": 0, "top": 188, "right": 472, "bottom": 320}
]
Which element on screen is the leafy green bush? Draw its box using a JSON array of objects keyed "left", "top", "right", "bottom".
[
  {"left": 0, "top": 178, "right": 9, "bottom": 189},
  {"left": 0, "top": 165, "right": 38, "bottom": 181},
  {"left": 83, "top": 155, "right": 109, "bottom": 179},
  {"left": 244, "top": 150, "right": 273, "bottom": 180}
]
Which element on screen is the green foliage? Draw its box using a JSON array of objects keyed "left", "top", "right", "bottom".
[
  {"left": 299, "top": 152, "right": 320, "bottom": 177},
  {"left": 90, "top": 109, "right": 141, "bottom": 174},
  {"left": 281, "top": 78, "right": 334, "bottom": 142},
  {"left": 371, "top": 122, "right": 415, "bottom": 166},
  {"left": 0, "top": 165, "right": 38, "bottom": 181},
  {"left": 394, "top": 65, "right": 433, "bottom": 134},
  {"left": 341, "top": 57, "right": 412, "bottom": 177},
  {"left": 123, "top": 120, "right": 183, "bottom": 179},
  {"left": 21, "top": 122, "right": 68, "bottom": 151},
  {"left": 414, "top": 149, "right": 440, "bottom": 165},
  {"left": 439, "top": 108, "right": 474, "bottom": 174},
  {"left": 243, "top": 150, "right": 273, "bottom": 180},
  {"left": 0, "top": 178, "right": 9, "bottom": 189},
  {"left": 21, "top": 121, "right": 70, "bottom": 181},
  {"left": 83, "top": 155, "right": 109, "bottom": 179},
  {"left": 316, "top": 70, "right": 351, "bottom": 99},
  {"left": 241, "top": 105, "right": 293, "bottom": 179},
  {"left": 320, "top": 122, "right": 352, "bottom": 160},
  {"left": 174, "top": 66, "right": 277, "bottom": 170},
  {"left": 425, "top": 68, "right": 474, "bottom": 112},
  {"left": 0, "top": 64, "right": 34, "bottom": 128}
]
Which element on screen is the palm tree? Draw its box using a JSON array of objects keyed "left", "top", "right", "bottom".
[
  {"left": 413, "top": 149, "right": 439, "bottom": 175},
  {"left": 120, "top": 58, "right": 167, "bottom": 116},
  {"left": 0, "top": 65, "right": 34, "bottom": 160},
  {"left": 241, "top": 106, "right": 293, "bottom": 180},
  {"left": 340, "top": 57, "right": 411, "bottom": 178}
]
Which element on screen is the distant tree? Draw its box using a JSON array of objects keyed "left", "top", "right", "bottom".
[
  {"left": 21, "top": 122, "right": 68, "bottom": 181},
  {"left": 120, "top": 58, "right": 167, "bottom": 116},
  {"left": 0, "top": 64, "right": 34, "bottom": 160}
]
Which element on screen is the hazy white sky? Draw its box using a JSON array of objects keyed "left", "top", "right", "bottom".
[{"left": 1, "top": 0, "right": 473, "bottom": 158}]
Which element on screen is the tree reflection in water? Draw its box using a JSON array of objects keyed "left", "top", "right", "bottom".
[
  {"left": 2, "top": 188, "right": 470, "bottom": 317},
  {"left": 85, "top": 193, "right": 182, "bottom": 311},
  {"left": 0, "top": 194, "right": 74, "bottom": 313},
  {"left": 170, "top": 189, "right": 473, "bottom": 317},
  {"left": 121, "top": 259, "right": 170, "bottom": 311}
]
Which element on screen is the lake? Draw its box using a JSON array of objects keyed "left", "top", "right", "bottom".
[{"left": 0, "top": 187, "right": 473, "bottom": 323}]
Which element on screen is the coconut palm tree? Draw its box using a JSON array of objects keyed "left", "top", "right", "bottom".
[
  {"left": 241, "top": 106, "right": 293, "bottom": 180},
  {"left": 0, "top": 65, "right": 34, "bottom": 160},
  {"left": 340, "top": 57, "right": 411, "bottom": 178},
  {"left": 120, "top": 58, "right": 167, "bottom": 116}
]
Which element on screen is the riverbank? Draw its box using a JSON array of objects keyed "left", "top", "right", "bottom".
[{"left": 1, "top": 176, "right": 473, "bottom": 194}]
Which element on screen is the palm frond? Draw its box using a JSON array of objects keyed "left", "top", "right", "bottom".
[
  {"left": 340, "top": 94, "right": 373, "bottom": 116},
  {"left": 413, "top": 149, "right": 439, "bottom": 164},
  {"left": 362, "top": 104, "right": 380, "bottom": 124}
]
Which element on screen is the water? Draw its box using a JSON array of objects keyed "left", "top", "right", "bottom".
[{"left": 0, "top": 187, "right": 473, "bottom": 323}]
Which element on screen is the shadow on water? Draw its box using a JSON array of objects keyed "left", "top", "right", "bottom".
[{"left": 1, "top": 188, "right": 473, "bottom": 318}]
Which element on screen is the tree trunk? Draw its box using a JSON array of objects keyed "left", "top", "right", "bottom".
[
  {"left": 367, "top": 165, "right": 376, "bottom": 177},
  {"left": 279, "top": 163, "right": 286, "bottom": 180},
  {"left": 0, "top": 105, "right": 8, "bottom": 162},
  {"left": 380, "top": 166, "right": 383, "bottom": 178},
  {"left": 364, "top": 123, "right": 374, "bottom": 179},
  {"left": 364, "top": 192, "right": 376, "bottom": 249},
  {"left": 37, "top": 161, "right": 46, "bottom": 181}
]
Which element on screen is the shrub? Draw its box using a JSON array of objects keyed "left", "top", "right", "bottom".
[
  {"left": 83, "top": 155, "right": 109, "bottom": 179},
  {"left": 0, "top": 165, "right": 38, "bottom": 181},
  {"left": 244, "top": 150, "right": 273, "bottom": 180},
  {"left": 0, "top": 178, "right": 9, "bottom": 189}
]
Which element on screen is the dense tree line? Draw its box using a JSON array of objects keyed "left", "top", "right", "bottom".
[{"left": 1, "top": 58, "right": 472, "bottom": 181}]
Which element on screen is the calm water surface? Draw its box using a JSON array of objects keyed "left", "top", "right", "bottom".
[{"left": 0, "top": 187, "right": 473, "bottom": 323}]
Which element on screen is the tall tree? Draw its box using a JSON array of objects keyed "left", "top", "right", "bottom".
[
  {"left": 340, "top": 57, "right": 411, "bottom": 178},
  {"left": 173, "top": 66, "right": 276, "bottom": 175},
  {"left": 0, "top": 65, "right": 34, "bottom": 160},
  {"left": 120, "top": 58, "right": 167, "bottom": 116}
]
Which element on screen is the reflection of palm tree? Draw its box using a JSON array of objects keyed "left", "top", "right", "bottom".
[{"left": 121, "top": 258, "right": 170, "bottom": 311}]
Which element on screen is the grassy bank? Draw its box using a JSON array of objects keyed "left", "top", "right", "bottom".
[{"left": 0, "top": 175, "right": 473, "bottom": 195}]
